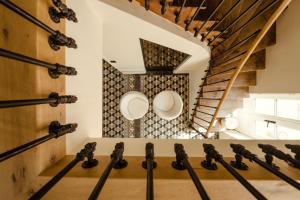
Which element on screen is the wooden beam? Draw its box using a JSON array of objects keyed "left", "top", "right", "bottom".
[{"left": 205, "top": 0, "right": 292, "bottom": 136}]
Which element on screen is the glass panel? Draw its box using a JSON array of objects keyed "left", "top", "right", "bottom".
[
  {"left": 277, "top": 126, "right": 300, "bottom": 139},
  {"left": 277, "top": 99, "right": 300, "bottom": 120},
  {"left": 255, "top": 98, "right": 275, "bottom": 116},
  {"left": 255, "top": 121, "right": 276, "bottom": 138}
]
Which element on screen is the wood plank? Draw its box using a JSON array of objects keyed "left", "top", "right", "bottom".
[{"left": 0, "top": 1, "right": 66, "bottom": 199}]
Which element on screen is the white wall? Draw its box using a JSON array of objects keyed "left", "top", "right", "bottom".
[
  {"left": 250, "top": 0, "right": 300, "bottom": 93},
  {"left": 66, "top": 0, "right": 103, "bottom": 153},
  {"left": 236, "top": 1, "right": 300, "bottom": 136}
]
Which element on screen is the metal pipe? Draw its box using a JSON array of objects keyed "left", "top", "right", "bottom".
[
  {"left": 258, "top": 144, "right": 300, "bottom": 169},
  {"left": 0, "top": 0, "right": 77, "bottom": 51},
  {"left": 0, "top": 93, "right": 77, "bottom": 109},
  {"left": 212, "top": 0, "right": 280, "bottom": 50},
  {"left": 29, "top": 143, "right": 97, "bottom": 200},
  {"left": 203, "top": 0, "right": 243, "bottom": 41},
  {"left": 205, "top": 67, "right": 236, "bottom": 78},
  {"left": 202, "top": 79, "right": 231, "bottom": 86},
  {"left": 0, "top": 48, "right": 77, "bottom": 78},
  {"left": 202, "top": 144, "right": 267, "bottom": 200},
  {"left": 172, "top": 144, "right": 210, "bottom": 200},
  {"left": 193, "top": 109, "right": 214, "bottom": 117},
  {"left": 88, "top": 142, "right": 128, "bottom": 200},
  {"left": 194, "top": 116, "right": 211, "bottom": 124},
  {"left": 231, "top": 144, "right": 300, "bottom": 190},
  {"left": 209, "top": 0, "right": 263, "bottom": 46},
  {"left": 142, "top": 143, "right": 157, "bottom": 200},
  {"left": 0, "top": 121, "right": 77, "bottom": 163}
]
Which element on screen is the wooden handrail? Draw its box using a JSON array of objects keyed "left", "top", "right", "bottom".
[{"left": 205, "top": 0, "right": 292, "bottom": 136}]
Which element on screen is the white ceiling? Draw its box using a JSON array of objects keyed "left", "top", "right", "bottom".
[{"left": 89, "top": 0, "right": 210, "bottom": 74}]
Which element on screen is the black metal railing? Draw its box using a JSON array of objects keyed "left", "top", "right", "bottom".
[
  {"left": 49, "top": 0, "right": 78, "bottom": 23},
  {"left": 29, "top": 142, "right": 98, "bottom": 200},
  {"left": 0, "top": 93, "right": 77, "bottom": 109},
  {"left": 142, "top": 143, "right": 157, "bottom": 200},
  {"left": 202, "top": 144, "right": 267, "bottom": 199},
  {"left": 0, "top": 0, "right": 77, "bottom": 51},
  {"left": 172, "top": 143, "right": 210, "bottom": 200},
  {"left": 0, "top": 121, "right": 77, "bottom": 163},
  {"left": 0, "top": 48, "right": 77, "bottom": 79},
  {"left": 174, "top": 0, "right": 187, "bottom": 23},
  {"left": 186, "top": 0, "right": 207, "bottom": 32},
  {"left": 88, "top": 142, "right": 128, "bottom": 200},
  {"left": 202, "top": 0, "right": 243, "bottom": 41},
  {"left": 231, "top": 144, "right": 300, "bottom": 190}
]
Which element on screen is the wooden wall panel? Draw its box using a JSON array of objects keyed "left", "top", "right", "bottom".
[{"left": 0, "top": 0, "right": 66, "bottom": 199}]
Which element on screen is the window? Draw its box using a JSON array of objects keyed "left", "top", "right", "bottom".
[
  {"left": 277, "top": 99, "right": 300, "bottom": 120},
  {"left": 251, "top": 96, "right": 300, "bottom": 139},
  {"left": 256, "top": 120, "right": 276, "bottom": 138},
  {"left": 255, "top": 98, "right": 275, "bottom": 116}
]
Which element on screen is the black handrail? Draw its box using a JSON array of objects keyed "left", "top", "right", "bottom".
[
  {"left": 185, "top": 0, "right": 207, "bottom": 31},
  {"left": 49, "top": 0, "right": 78, "bottom": 23},
  {"left": 202, "top": 144, "right": 267, "bottom": 200},
  {"left": 29, "top": 142, "right": 98, "bottom": 200},
  {"left": 202, "top": 0, "right": 243, "bottom": 41},
  {"left": 212, "top": 51, "right": 246, "bottom": 68},
  {"left": 258, "top": 144, "right": 300, "bottom": 169},
  {"left": 209, "top": 0, "right": 263, "bottom": 46},
  {"left": 88, "top": 142, "right": 128, "bottom": 200},
  {"left": 174, "top": 0, "right": 187, "bottom": 23},
  {"left": 212, "top": 0, "right": 280, "bottom": 50},
  {"left": 142, "top": 143, "right": 157, "bottom": 200},
  {"left": 172, "top": 144, "right": 210, "bottom": 200},
  {"left": 0, "top": 0, "right": 77, "bottom": 51},
  {"left": 0, "top": 48, "right": 77, "bottom": 78},
  {"left": 205, "top": 67, "right": 236, "bottom": 78},
  {"left": 231, "top": 144, "right": 300, "bottom": 190},
  {"left": 0, "top": 93, "right": 77, "bottom": 109},
  {"left": 0, "top": 121, "right": 77, "bottom": 163}
]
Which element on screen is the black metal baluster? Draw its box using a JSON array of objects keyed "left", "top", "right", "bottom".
[
  {"left": 0, "top": 0, "right": 77, "bottom": 51},
  {"left": 195, "top": 0, "right": 226, "bottom": 39},
  {"left": 209, "top": 0, "right": 263, "bottom": 46},
  {"left": 212, "top": 0, "right": 280, "bottom": 50},
  {"left": 160, "top": 0, "right": 168, "bottom": 15},
  {"left": 142, "top": 143, "right": 157, "bottom": 200},
  {"left": 29, "top": 142, "right": 98, "bottom": 200},
  {"left": 201, "top": 144, "right": 267, "bottom": 200},
  {"left": 185, "top": 0, "right": 207, "bottom": 32},
  {"left": 145, "top": 0, "right": 150, "bottom": 10},
  {"left": 258, "top": 144, "right": 300, "bottom": 169},
  {"left": 174, "top": 0, "right": 187, "bottom": 23},
  {"left": 0, "top": 121, "right": 77, "bottom": 163},
  {"left": 49, "top": 0, "right": 78, "bottom": 23},
  {"left": 0, "top": 93, "right": 77, "bottom": 109},
  {"left": 231, "top": 144, "right": 300, "bottom": 190},
  {"left": 0, "top": 48, "right": 77, "bottom": 78},
  {"left": 203, "top": 0, "right": 243, "bottom": 41},
  {"left": 88, "top": 142, "right": 128, "bottom": 200},
  {"left": 172, "top": 144, "right": 210, "bottom": 200}
]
